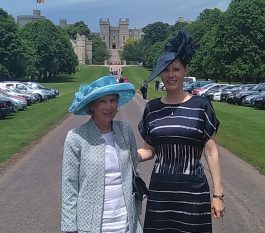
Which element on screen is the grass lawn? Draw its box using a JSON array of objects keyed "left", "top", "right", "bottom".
[{"left": 1, "top": 65, "right": 265, "bottom": 175}]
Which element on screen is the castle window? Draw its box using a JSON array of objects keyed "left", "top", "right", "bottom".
[
  {"left": 123, "top": 36, "right": 125, "bottom": 40},
  {"left": 103, "top": 36, "right": 105, "bottom": 40},
  {"left": 113, "top": 36, "right": 115, "bottom": 41}
]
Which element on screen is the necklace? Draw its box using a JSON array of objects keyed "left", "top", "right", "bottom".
[
  {"left": 171, "top": 104, "right": 179, "bottom": 115},
  {"left": 164, "top": 93, "right": 191, "bottom": 116}
]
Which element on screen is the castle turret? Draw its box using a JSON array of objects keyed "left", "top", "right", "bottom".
[
  {"left": 100, "top": 18, "right": 110, "bottom": 49},
  {"left": 59, "top": 19, "right": 67, "bottom": 28},
  {"left": 17, "top": 10, "right": 46, "bottom": 27},
  {"left": 118, "top": 18, "right": 129, "bottom": 49}
]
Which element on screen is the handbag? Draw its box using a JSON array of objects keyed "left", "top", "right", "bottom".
[{"left": 128, "top": 152, "right": 149, "bottom": 201}]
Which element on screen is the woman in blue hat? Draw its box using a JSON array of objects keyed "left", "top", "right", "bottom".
[
  {"left": 61, "top": 76, "right": 143, "bottom": 233},
  {"left": 138, "top": 30, "right": 224, "bottom": 232}
]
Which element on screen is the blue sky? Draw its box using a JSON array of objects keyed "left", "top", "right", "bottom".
[{"left": 0, "top": 0, "right": 231, "bottom": 32}]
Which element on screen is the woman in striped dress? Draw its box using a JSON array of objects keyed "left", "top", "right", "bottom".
[{"left": 138, "top": 30, "right": 224, "bottom": 233}]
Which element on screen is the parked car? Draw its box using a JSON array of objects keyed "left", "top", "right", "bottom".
[
  {"left": 241, "top": 91, "right": 265, "bottom": 106},
  {"left": 23, "top": 81, "right": 59, "bottom": 97},
  {"left": 0, "top": 88, "right": 33, "bottom": 106},
  {"left": 212, "top": 85, "right": 238, "bottom": 101},
  {"left": 0, "top": 81, "right": 48, "bottom": 101},
  {"left": 235, "top": 83, "right": 265, "bottom": 105},
  {"left": 158, "top": 81, "right": 166, "bottom": 91},
  {"left": 184, "top": 80, "right": 214, "bottom": 93},
  {"left": 0, "top": 97, "right": 13, "bottom": 119},
  {"left": 0, "top": 92, "right": 27, "bottom": 110},
  {"left": 220, "top": 84, "right": 253, "bottom": 102},
  {"left": 253, "top": 94, "right": 265, "bottom": 109},
  {"left": 195, "top": 84, "right": 228, "bottom": 97}
]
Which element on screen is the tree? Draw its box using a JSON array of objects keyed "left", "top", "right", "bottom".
[
  {"left": 215, "top": 0, "right": 265, "bottom": 82},
  {"left": 122, "top": 39, "right": 144, "bottom": 64},
  {"left": 20, "top": 19, "right": 78, "bottom": 80},
  {"left": 64, "top": 21, "right": 91, "bottom": 40},
  {"left": 91, "top": 35, "right": 109, "bottom": 64},
  {"left": 0, "top": 8, "right": 26, "bottom": 80},
  {"left": 142, "top": 22, "right": 170, "bottom": 46}
]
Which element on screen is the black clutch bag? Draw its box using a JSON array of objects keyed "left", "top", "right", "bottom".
[
  {"left": 132, "top": 174, "right": 149, "bottom": 201},
  {"left": 129, "top": 153, "right": 149, "bottom": 201}
]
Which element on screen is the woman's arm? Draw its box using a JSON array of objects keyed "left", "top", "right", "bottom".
[
  {"left": 138, "top": 142, "right": 155, "bottom": 162},
  {"left": 204, "top": 135, "right": 225, "bottom": 218}
]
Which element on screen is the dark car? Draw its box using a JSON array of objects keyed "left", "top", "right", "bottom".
[
  {"left": 254, "top": 94, "right": 265, "bottom": 109},
  {"left": 221, "top": 84, "right": 253, "bottom": 103},
  {"left": 220, "top": 86, "right": 241, "bottom": 102},
  {"left": 235, "top": 83, "right": 265, "bottom": 105},
  {"left": 0, "top": 97, "right": 12, "bottom": 119},
  {"left": 184, "top": 80, "right": 214, "bottom": 94},
  {"left": 241, "top": 91, "right": 265, "bottom": 106}
]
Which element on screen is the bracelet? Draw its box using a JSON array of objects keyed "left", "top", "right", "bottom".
[{"left": 213, "top": 193, "right": 224, "bottom": 201}]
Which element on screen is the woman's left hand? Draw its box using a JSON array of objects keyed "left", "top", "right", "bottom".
[{"left": 211, "top": 198, "right": 225, "bottom": 218}]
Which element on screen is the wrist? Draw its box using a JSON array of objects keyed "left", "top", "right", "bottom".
[{"left": 213, "top": 193, "right": 224, "bottom": 201}]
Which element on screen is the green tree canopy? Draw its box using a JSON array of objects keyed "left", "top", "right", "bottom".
[
  {"left": 20, "top": 19, "right": 77, "bottom": 80},
  {"left": 91, "top": 35, "right": 109, "bottom": 64},
  {"left": 64, "top": 21, "right": 91, "bottom": 40},
  {"left": 142, "top": 22, "right": 170, "bottom": 46},
  {"left": 0, "top": 8, "right": 26, "bottom": 80}
]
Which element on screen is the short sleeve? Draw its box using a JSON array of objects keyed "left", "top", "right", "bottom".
[
  {"left": 138, "top": 103, "right": 154, "bottom": 146},
  {"left": 203, "top": 100, "right": 220, "bottom": 144}
]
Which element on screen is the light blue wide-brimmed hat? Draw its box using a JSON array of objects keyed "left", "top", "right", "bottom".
[
  {"left": 148, "top": 29, "right": 199, "bottom": 82},
  {"left": 69, "top": 75, "right": 135, "bottom": 115}
]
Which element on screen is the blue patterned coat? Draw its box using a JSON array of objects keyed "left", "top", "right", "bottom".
[{"left": 61, "top": 119, "right": 143, "bottom": 233}]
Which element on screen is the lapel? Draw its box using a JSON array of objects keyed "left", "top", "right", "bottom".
[{"left": 113, "top": 121, "right": 129, "bottom": 182}]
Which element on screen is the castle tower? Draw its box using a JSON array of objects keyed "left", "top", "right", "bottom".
[
  {"left": 76, "top": 34, "right": 86, "bottom": 64},
  {"left": 100, "top": 18, "right": 110, "bottom": 49},
  {"left": 118, "top": 18, "right": 129, "bottom": 49},
  {"left": 85, "top": 39, "right": 93, "bottom": 64},
  {"left": 17, "top": 10, "right": 46, "bottom": 27},
  {"left": 59, "top": 19, "right": 67, "bottom": 28}
]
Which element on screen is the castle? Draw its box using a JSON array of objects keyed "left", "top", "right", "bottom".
[
  {"left": 98, "top": 18, "right": 144, "bottom": 50},
  {"left": 17, "top": 11, "right": 92, "bottom": 64},
  {"left": 16, "top": 10, "right": 189, "bottom": 65}
]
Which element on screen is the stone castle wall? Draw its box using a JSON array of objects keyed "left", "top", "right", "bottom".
[
  {"left": 99, "top": 18, "right": 144, "bottom": 50},
  {"left": 71, "top": 34, "right": 92, "bottom": 65}
]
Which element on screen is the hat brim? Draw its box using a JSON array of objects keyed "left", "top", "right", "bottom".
[
  {"left": 73, "top": 83, "right": 135, "bottom": 115},
  {"left": 147, "top": 51, "right": 176, "bottom": 82}
]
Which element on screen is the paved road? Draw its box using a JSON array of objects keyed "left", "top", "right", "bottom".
[{"left": 0, "top": 94, "right": 265, "bottom": 233}]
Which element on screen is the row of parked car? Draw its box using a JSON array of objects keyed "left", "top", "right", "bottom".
[
  {"left": 0, "top": 81, "right": 59, "bottom": 119},
  {"left": 185, "top": 81, "right": 265, "bottom": 109}
]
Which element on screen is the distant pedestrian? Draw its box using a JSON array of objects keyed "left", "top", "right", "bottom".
[
  {"left": 124, "top": 76, "right": 129, "bottom": 83},
  {"left": 140, "top": 80, "right": 148, "bottom": 100},
  {"left": 119, "top": 76, "right": 124, "bottom": 83},
  {"left": 155, "top": 80, "right": 160, "bottom": 91}
]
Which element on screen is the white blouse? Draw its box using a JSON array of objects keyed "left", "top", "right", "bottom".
[{"left": 101, "top": 132, "right": 129, "bottom": 233}]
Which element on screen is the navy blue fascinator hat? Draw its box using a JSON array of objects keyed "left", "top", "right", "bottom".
[
  {"left": 68, "top": 75, "right": 135, "bottom": 115},
  {"left": 148, "top": 29, "right": 199, "bottom": 82}
]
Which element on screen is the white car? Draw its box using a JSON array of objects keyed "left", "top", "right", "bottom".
[
  {"left": 0, "top": 81, "right": 48, "bottom": 101},
  {"left": 158, "top": 81, "right": 166, "bottom": 91}
]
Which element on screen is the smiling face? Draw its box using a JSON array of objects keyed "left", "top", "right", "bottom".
[
  {"left": 90, "top": 94, "right": 118, "bottom": 127},
  {"left": 160, "top": 58, "right": 188, "bottom": 92}
]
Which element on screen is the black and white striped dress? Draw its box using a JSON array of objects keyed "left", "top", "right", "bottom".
[{"left": 138, "top": 96, "right": 219, "bottom": 233}]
